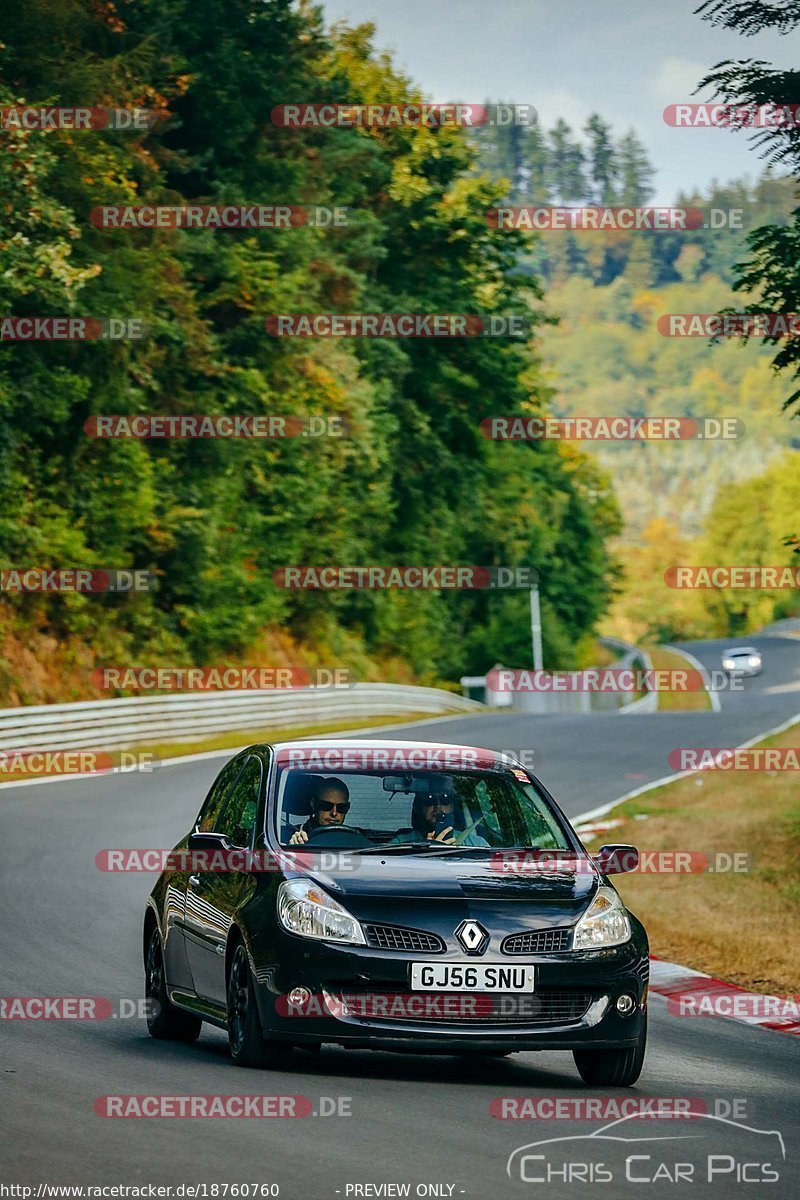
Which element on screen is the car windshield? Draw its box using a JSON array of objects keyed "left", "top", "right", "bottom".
[{"left": 273, "top": 765, "right": 573, "bottom": 852}]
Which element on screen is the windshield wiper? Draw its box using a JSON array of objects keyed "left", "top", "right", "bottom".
[
  {"left": 422, "top": 844, "right": 562, "bottom": 856},
  {"left": 421, "top": 845, "right": 492, "bottom": 856},
  {"left": 355, "top": 842, "right": 439, "bottom": 855}
]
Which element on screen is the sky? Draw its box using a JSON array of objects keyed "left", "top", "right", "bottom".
[{"left": 319, "top": 0, "right": 800, "bottom": 203}]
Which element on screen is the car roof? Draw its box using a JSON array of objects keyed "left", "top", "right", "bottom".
[
  {"left": 255, "top": 737, "right": 521, "bottom": 765},
  {"left": 725, "top": 646, "right": 758, "bottom": 654}
]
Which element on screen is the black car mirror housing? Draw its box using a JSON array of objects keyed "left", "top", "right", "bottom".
[{"left": 593, "top": 844, "right": 639, "bottom": 874}]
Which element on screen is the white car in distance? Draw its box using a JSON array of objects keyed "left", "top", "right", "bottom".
[{"left": 721, "top": 646, "right": 763, "bottom": 677}]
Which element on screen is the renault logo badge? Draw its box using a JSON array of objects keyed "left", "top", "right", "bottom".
[{"left": 455, "top": 919, "right": 488, "bottom": 955}]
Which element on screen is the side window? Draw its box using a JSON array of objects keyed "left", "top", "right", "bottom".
[
  {"left": 197, "top": 757, "right": 246, "bottom": 832},
  {"left": 215, "top": 756, "right": 262, "bottom": 848}
]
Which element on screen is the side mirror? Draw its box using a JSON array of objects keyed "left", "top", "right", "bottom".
[
  {"left": 593, "top": 844, "right": 639, "bottom": 875},
  {"left": 188, "top": 830, "right": 230, "bottom": 852}
]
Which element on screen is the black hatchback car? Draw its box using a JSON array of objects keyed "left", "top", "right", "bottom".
[{"left": 144, "top": 739, "right": 648, "bottom": 1084}]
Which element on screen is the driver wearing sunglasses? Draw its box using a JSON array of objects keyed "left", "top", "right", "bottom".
[{"left": 288, "top": 778, "right": 351, "bottom": 845}]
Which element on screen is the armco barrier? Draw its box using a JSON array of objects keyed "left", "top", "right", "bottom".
[
  {"left": 462, "top": 639, "right": 657, "bottom": 713},
  {"left": 0, "top": 684, "right": 484, "bottom": 754},
  {"left": 599, "top": 637, "right": 658, "bottom": 714}
]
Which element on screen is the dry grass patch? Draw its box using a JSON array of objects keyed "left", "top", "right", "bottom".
[
  {"left": 582, "top": 722, "right": 800, "bottom": 993},
  {"left": 646, "top": 644, "right": 711, "bottom": 712}
]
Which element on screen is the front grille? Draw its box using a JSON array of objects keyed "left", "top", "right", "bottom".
[
  {"left": 363, "top": 923, "right": 445, "bottom": 953},
  {"left": 329, "top": 986, "right": 593, "bottom": 1026},
  {"left": 502, "top": 928, "right": 571, "bottom": 955}
]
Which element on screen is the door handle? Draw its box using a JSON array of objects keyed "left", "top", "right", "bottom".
[{"left": 188, "top": 874, "right": 200, "bottom": 887}]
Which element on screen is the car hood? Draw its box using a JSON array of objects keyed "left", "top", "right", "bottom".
[{"left": 297, "top": 853, "right": 600, "bottom": 904}]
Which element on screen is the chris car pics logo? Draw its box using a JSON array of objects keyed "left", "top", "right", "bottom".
[{"left": 506, "top": 1113, "right": 785, "bottom": 1186}]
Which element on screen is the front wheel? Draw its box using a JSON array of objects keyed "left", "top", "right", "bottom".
[
  {"left": 572, "top": 1012, "right": 647, "bottom": 1086},
  {"left": 227, "top": 942, "right": 293, "bottom": 1070},
  {"left": 145, "top": 925, "right": 202, "bottom": 1042}
]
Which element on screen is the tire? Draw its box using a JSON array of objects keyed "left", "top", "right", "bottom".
[
  {"left": 573, "top": 1012, "right": 647, "bottom": 1086},
  {"left": 145, "top": 924, "right": 202, "bottom": 1042},
  {"left": 227, "top": 942, "right": 293, "bottom": 1070}
]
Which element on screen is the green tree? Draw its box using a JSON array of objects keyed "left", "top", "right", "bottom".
[
  {"left": 696, "top": 0, "right": 800, "bottom": 411},
  {"left": 616, "top": 130, "right": 654, "bottom": 205},
  {"left": 698, "top": 453, "right": 800, "bottom": 633},
  {"left": 548, "top": 118, "right": 586, "bottom": 202},
  {"left": 584, "top": 113, "right": 618, "bottom": 204},
  {"left": 0, "top": 1, "right": 623, "bottom": 696}
]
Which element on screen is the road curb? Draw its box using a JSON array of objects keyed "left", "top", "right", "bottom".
[{"left": 650, "top": 956, "right": 800, "bottom": 1037}]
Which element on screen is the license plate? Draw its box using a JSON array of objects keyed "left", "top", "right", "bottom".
[{"left": 410, "top": 963, "right": 535, "bottom": 992}]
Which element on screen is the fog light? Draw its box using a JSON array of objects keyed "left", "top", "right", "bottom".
[
  {"left": 287, "top": 986, "right": 311, "bottom": 1007},
  {"left": 616, "top": 993, "right": 636, "bottom": 1016}
]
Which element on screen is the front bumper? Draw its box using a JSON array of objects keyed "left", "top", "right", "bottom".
[{"left": 253, "top": 932, "right": 648, "bottom": 1053}]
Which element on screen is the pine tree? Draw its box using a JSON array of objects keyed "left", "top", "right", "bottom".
[
  {"left": 616, "top": 130, "right": 655, "bottom": 205},
  {"left": 524, "top": 122, "right": 551, "bottom": 203},
  {"left": 548, "top": 119, "right": 586, "bottom": 202},
  {"left": 584, "top": 113, "right": 618, "bottom": 204}
]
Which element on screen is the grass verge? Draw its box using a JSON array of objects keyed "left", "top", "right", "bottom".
[
  {"left": 580, "top": 721, "right": 800, "bottom": 993},
  {"left": 646, "top": 644, "right": 712, "bottom": 712}
]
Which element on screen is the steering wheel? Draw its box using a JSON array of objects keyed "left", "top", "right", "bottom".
[{"left": 296, "top": 824, "right": 373, "bottom": 849}]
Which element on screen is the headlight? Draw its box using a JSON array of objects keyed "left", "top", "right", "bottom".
[
  {"left": 748, "top": 656, "right": 760, "bottom": 667},
  {"left": 277, "top": 879, "right": 366, "bottom": 945},
  {"left": 722, "top": 659, "right": 735, "bottom": 670},
  {"left": 573, "top": 886, "right": 631, "bottom": 950}
]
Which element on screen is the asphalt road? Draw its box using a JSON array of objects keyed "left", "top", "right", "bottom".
[{"left": 1, "top": 633, "right": 799, "bottom": 1197}]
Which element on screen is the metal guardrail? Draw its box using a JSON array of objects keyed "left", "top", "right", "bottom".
[
  {"left": 598, "top": 637, "right": 657, "bottom": 714},
  {"left": 0, "top": 684, "right": 484, "bottom": 753},
  {"left": 461, "top": 639, "right": 658, "bottom": 713}
]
